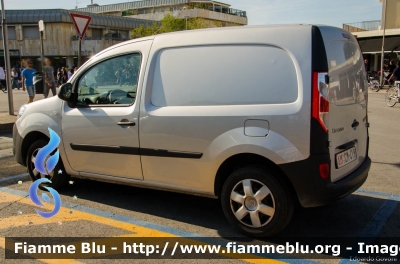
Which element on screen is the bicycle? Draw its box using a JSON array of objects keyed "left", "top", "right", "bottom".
[
  {"left": 385, "top": 82, "right": 400, "bottom": 107},
  {"left": 367, "top": 72, "right": 380, "bottom": 92}
]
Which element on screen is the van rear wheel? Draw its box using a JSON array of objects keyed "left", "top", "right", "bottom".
[
  {"left": 26, "top": 139, "right": 69, "bottom": 189},
  {"left": 221, "top": 166, "right": 294, "bottom": 237}
]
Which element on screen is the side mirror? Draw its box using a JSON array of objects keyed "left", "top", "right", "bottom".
[{"left": 58, "top": 83, "right": 73, "bottom": 102}]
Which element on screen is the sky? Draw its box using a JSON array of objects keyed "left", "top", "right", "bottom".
[{"left": 5, "top": 0, "right": 383, "bottom": 28}]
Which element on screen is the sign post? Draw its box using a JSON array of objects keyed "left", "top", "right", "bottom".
[
  {"left": 1, "top": 0, "right": 13, "bottom": 115},
  {"left": 69, "top": 13, "right": 92, "bottom": 67}
]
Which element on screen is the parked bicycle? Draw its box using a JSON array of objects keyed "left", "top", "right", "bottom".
[
  {"left": 385, "top": 82, "right": 400, "bottom": 107},
  {"left": 367, "top": 71, "right": 380, "bottom": 92}
]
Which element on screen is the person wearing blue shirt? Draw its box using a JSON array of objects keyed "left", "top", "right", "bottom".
[{"left": 21, "top": 60, "right": 36, "bottom": 103}]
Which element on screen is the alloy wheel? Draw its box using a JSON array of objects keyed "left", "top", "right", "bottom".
[{"left": 230, "top": 179, "right": 275, "bottom": 228}]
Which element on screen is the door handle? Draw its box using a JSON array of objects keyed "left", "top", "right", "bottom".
[{"left": 117, "top": 120, "right": 135, "bottom": 126}]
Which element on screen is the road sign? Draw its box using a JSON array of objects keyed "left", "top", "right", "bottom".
[{"left": 69, "top": 13, "right": 92, "bottom": 39}]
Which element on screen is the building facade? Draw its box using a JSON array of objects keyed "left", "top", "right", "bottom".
[
  {"left": 0, "top": 9, "right": 152, "bottom": 70},
  {"left": 74, "top": 0, "right": 247, "bottom": 27},
  {"left": 343, "top": 0, "right": 400, "bottom": 72}
]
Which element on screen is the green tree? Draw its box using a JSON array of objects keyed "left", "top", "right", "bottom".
[{"left": 131, "top": 14, "right": 225, "bottom": 39}]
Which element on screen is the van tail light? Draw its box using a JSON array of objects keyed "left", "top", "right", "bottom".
[
  {"left": 319, "top": 163, "right": 329, "bottom": 179},
  {"left": 312, "top": 72, "right": 329, "bottom": 133}
]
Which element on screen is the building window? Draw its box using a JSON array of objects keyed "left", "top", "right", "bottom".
[
  {"left": 0, "top": 26, "right": 16, "bottom": 40},
  {"left": 92, "top": 29, "right": 103, "bottom": 38},
  {"left": 23, "top": 26, "right": 40, "bottom": 39}
]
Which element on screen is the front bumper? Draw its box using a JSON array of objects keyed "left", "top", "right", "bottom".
[
  {"left": 279, "top": 154, "right": 371, "bottom": 208},
  {"left": 13, "top": 123, "right": 25, "bottom": 166}
]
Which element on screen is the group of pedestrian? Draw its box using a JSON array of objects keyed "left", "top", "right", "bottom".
[
  {"left": 18, "top": 59, "right": 78, "bottom": 104},
  {"left": 56, "top": 66, "right": 77, "bottom": 86},
  {"left": 0, "top": 62, "right": 22, "bottom": 90}
]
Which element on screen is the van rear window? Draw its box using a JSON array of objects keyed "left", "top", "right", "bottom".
[
  {"left": 326, "top": 40, "right": 366, "bottom": 104},
  {"left": 151, "top": 45, "right": 298, "bottom": 107}
]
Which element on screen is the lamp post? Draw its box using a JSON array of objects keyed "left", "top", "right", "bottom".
[
  {"left": 1, "top": 0, "right": 13, "bottom": 115},
  {"left": 38, "top": 20, "right": 45, "bottom": 72},
  {"left": 379, "top": 0, "right": 387, "bottom": 87}
]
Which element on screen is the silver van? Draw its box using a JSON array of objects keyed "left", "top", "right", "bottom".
[{"left": 13, "top": 25, "right": 371, "bottom": 237}]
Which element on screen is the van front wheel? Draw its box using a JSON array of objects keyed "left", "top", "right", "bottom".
[
  {"left": 221, "top": 166, "right": 294, "bottom": 237},
  {"left": 26, "top": 139, "right": 70, "bottom": 189}
]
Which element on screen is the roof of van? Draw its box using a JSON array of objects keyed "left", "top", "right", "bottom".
[
  {"left": 139, "top": 24, "right": 339, "bottom": 40},
  {"left": 95, "top": 24, "right": 339, "bottom": 57}
]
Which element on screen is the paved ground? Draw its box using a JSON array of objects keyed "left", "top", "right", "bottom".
[{"left": 0, "top": 90, "right": 399, "bottom": 263}]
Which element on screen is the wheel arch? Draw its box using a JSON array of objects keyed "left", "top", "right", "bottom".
[
  {"left": 214, "top": 153, "right": 298, "bottom": 202},
  {"left": 21, "top": 131, "right": 49, "bottom": 166}
]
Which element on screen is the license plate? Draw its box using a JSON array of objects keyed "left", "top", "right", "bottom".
[{"left": 336, "top": 147, "right": 357, "bottom": 168}]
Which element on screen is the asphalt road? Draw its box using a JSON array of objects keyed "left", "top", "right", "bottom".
[{"left": 0, "top": 90, "right": 399, "bottom": 263}]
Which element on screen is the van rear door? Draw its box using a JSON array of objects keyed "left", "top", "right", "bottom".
[{"left": 318, "top": 26, "right": 368, "bottom": 182}]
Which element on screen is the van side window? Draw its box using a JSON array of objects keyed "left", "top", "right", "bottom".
[{"left": 76, "top": 54, "right": 141, "bottom": 106}]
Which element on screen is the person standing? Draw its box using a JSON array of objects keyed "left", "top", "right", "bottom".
[
  {"left": 0, "top": 66, "right": 5, "bottom": 91},
  {"left": 67, "top": 68, "right": 74, "bottom": 80},
  {"left": 364, "top": 59, "right": 369, "bottom": 73},
  {"left": 43, "top": 58, "right": 57, "bottom": 98},
  {"left": 56, "top": 68, "right": 61, "bottom": 86},
  {"left": 21, "top": 60, "right": 36, "bottom": 103},
  {"left": 62, "top": 67, "right": 68, "bottom": 83},
  {"left": 11, "top": 68, "right": 19, "bottom": 90}
]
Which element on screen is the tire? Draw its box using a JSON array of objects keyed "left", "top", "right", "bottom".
[
  {"left": 26, "top": 139, "right": 70, "bottom": 189},
  {"left": 385, "top": 87, "right": 398, "bottom": 107},
  {"left": 221, "top": 166, "right": 294, "bottom": 237}
]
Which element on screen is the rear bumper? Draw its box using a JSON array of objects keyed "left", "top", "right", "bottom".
[
  {"left": 13, "top": 123, "right": 25, "bottom": 166},
  {"left": 279, "top": 155, "right": 371, "bottom": 208}
]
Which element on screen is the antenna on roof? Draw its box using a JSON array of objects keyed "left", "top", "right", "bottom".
[{"left": 75, "top": 0, "right": 81, "bottom": 9}]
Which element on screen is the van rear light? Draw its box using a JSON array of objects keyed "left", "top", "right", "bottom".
[
  {"left": 319, "top": 163, "right": 329, "bottom": 179},
  {"left": 312, "top": 72, "right": 329, "bottom": 132}
]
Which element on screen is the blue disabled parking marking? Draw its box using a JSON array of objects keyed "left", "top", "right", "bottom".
[
  {"left": 0, "top": 173, "right": 29, "bottom": 183},
  {"left": 1, "top": 175, "right": 400, "bottom": 264},
  {"left": 339, "top": 193, "right": 400, "bottom": 264}
]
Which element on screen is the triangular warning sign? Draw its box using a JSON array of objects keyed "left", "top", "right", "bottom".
[{"left": 70, "top": 13, "right": 92, "bottom": 39}]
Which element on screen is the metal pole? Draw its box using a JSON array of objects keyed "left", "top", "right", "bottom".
[
  {"left": 40, "top": 31, "right": 44, "bottom": 71},
  {"left": 1, "top": 0, "right": 13, "bottom": 115},
  {"left": 78, "top": 38, "right": 82, "bottom": 67},
  {"left": 379, "top": 0, "right": 387, "bottom": 86},
  {"left": 186, "top": 17, "right": 188, "bottom": 30}
]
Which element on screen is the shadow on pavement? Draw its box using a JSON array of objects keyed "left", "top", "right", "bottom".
[{"left": 57, "top": 178, "right": 399, "bottom": 239}]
